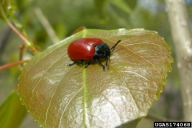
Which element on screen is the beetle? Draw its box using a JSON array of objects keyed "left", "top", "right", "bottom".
[{"left": 67, "top": 38, "right": 121, "bottom": 70}]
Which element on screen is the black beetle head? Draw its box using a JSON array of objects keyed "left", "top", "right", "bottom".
[{"left": 94, "top": 43, "right": 110, "bottom": 59}]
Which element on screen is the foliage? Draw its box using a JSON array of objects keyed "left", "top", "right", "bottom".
[{"left": 18, "top": 29, "right": 173, "bottom": 127}]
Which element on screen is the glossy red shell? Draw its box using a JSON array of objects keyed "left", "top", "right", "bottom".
[{"left": 67, "top": 38, "right": 103, "bottom": 60}]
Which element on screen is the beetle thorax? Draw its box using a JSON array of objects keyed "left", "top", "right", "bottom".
[{"left": 94, "top": 43, "right": 110, "bottom": 59}]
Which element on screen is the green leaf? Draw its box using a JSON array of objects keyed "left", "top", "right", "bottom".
[
  {"left": 18, "top": 29, "right": 173, "bottom": 128},
  {"left": 0, "top": 91, "right": 27, "bottom": 128}
]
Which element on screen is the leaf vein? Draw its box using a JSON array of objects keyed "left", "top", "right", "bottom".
[
  {"left": 44, "top": 66, "right": 73, "bottom": 128},
  {"left": 58, "top": 87, "right": 83, "bottom": 128},
  {"left": 28, "top": 51, "right": 67, "bottom": 109}
]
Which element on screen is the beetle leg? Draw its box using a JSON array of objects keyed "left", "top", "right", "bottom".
[
  {"left": 67, "top": 60, "right": 83, "bottom": 66},
  {"left": 106, "top": 56, "right": 110, "bottom": 67},
  {"left": 84, "top": 59, "right": 95, "bottom": 69},
  {"left": 96, "top": 58, "right": 105, "bottom": 71},
  {"left": 67, "top": 62, "right": 76, "bottom": 66}
]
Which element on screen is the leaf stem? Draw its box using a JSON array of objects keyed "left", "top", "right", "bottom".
[
  {"left": 5, "top": 20, "right": 28, "bottom": 46},
  {"left": 0, "top": 3, "right": 39, "bottom": 54},
  {"left": 0, "top": 60, "right": 29, "bottom": 71},
  {"left": 9, "top": 8, "right": 29, "bottom": 40},
  {"left": 6, "top": 20, "right": 39, "bottom": 54}
]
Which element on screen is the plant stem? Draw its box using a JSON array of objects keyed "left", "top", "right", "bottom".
[
  {"left": 0, "top": 60, "right": 29, "bottom": 71},
  {"left": 165, "top": 0, "right": 192, "bottom": 121},
  {"left": 6, "top": 20, "right": 39, "bottom": 54},
  {"left": 9, "top": 10, "right": 29, "bottom": 40},
  {"left": 0, "top": 2, "right": 39, "bottom": 54},
  {"left": 5, "top": 20, "right": 30, "bottom": 46}
]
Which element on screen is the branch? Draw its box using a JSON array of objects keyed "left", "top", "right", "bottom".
[
  {"left": 0, "top": 3, "right": 39, "bottom": 54},
  {"left": 165, "top": 0, "right": 192, "bottom": 121}
]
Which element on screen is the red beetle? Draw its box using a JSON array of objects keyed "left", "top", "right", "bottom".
[{"left": 67, "top": 38, "right": 121, "bottom": 70}]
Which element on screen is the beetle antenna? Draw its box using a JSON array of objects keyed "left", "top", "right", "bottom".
[{"left": 110, "top": 40, "right": 121, "bottom": 52}]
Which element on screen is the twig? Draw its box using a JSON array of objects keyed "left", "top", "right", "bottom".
[
  {"left": 0, "top": 60, "right": 29, "bottom": 71},
  {"left": 0, "top": 2, "right": 39, "bottom": 54}
]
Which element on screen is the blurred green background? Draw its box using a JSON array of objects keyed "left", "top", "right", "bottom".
[{"left": 1, "top": 0, "right": 192, "bottom": 127}]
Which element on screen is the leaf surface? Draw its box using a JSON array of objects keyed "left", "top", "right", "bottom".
[{"left": 18, "top": 29, "right": 173, "bottom": 128}]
